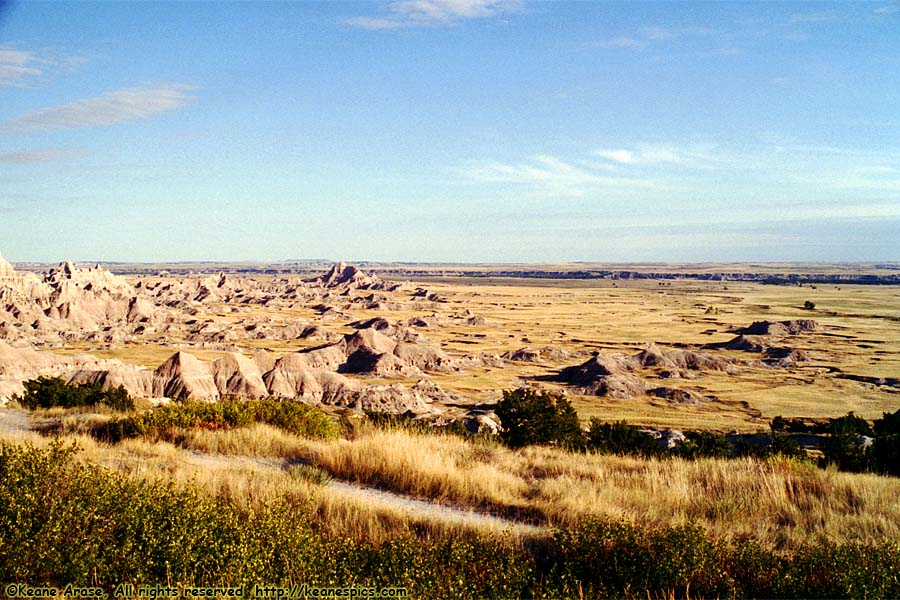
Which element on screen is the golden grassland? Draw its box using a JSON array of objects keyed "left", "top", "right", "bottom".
[
  {"left": 176, "top": 424, "right": 900, "bottom": 551},
  {"left": 347, "top": 279, "right": 900, "bottom": 430},
  {"left": 9, "top": 415, "right": 900, "bottom": 553},
  {"left": 0, "top": 425, "right": 528, "bottom": 548}
]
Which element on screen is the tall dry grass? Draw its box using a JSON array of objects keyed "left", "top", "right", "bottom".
[
  {"left": 4, "top": 417, "right": 899, "bottom": 551},
  {"left": 0, "top": 426, "right": 533, "bottom": 547},
  {"left": 176, "top": 424, "right": 900, "bottom": 550}
]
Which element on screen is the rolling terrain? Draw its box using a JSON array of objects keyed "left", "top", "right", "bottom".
[{"left": 2, "top": 253, "right": 898, "bottom": 431}]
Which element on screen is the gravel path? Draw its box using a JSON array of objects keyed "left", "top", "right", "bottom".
[
  {"left": 0, "top": 408, "right": 32, "bottom": 434},
  {"left": 327, "top": 480, "right": 544, "bottom": 534}
]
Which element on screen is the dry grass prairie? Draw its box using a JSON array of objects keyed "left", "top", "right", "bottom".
[
  {"left": 5, "top": 420, "right": 900, "bottom": 552},
  {"left": 341, "top": 278, "right": 900, "bottom": 431}
]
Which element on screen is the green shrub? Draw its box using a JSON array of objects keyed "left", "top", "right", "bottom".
[
  {"left": 820, "top": 412, "right": 875, "bottom": 473},
  {"left": 874, "top": 408, "right": 900, "bottom": 436},
  {"left": 93, "top": 398, "right": 338, "bottom": 443},
  {"left": 495, "top": 388, "right": 584, "bottom": 449},
  {"left": 763, "top": 434, "right": 809, "bottom": 460},
  {"left": 828, "top": 412, "right": 873, "bottom": 437},
  {"left": 587, "top": 419, "right": 664, "bottom": 457},
  {"left": 246, "top": 398, "right": 338, "bottom": 439},
  {"left": 14, "top": 376, "right": 134, "bottom": 411},
  {"left": 550, "top": 519, "right": 732, "bottom": 597},
  {"left": 771, "top": 415, "right": 813, "bottom": 433},
  {"left": 0, "top": 441, "right": 534, "bottom": 597},
  {"left": 676, "top": 431, "right": 736, "bottom": 459},
  {"left": 778, "top": 541, "right": 900, "bottom": 598},
  {"left": 872, "top": 434, "right": 900, "bottom": 477},
  {"left": 821, "top": 433, "right": 872, "bottom": 473}
]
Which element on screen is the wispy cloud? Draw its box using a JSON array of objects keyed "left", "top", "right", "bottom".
[
  {"left": 831, "top": 165, "right": 900, "bottom": 192},
  {"left": 0, "top": 148, "right": 89, "bottom": 164},
  {"left": 0, "top": 46, "right": 44, "bottom": 87},
  {"left": 468, "top": 141, "right": 900, "bottom": 209},
  {"left": 640, "top": 26, "right": 716, "bottom": 40},
  {"left": 466, "top": 153, "right": 658, "bottom": 197},
  {"left": 874, "top": 4, "right": 900, "bottom": 14},
  {"left": 594, "top": 37, "right": 646, "bottom": 49},
  {"left": 346, "top": 0, "right": 522, "bottom": 29},
  {"left": 0, "top": 85, "right": 196, "bottom": 133},
  {"left": 0, "top": 45, "right": 85, "bottom": 87},
  {"left": 789, "top": 11, "right": 837, "bottom": 23},
  {"left": 596, "top": 25, "right": 718, "bottom": 51},
  {"left": 593, "top": 144, "right": 722, "bottom": 168}
]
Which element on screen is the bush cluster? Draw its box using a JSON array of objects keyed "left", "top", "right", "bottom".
[
  {"left": 498, "top": 390, "right": 900, "bottom": 477},
  {"left": 585, "top": 420, "right": 807, "bottom": 461},
  {"left": 497, "top": 389, "right": 808, "bottom": 461},
  {"left": 587, "top": 419, "right": 665, "bottom": 457},
  {"left": 13, "top": 376, "right": 134, "bottom": 411},
  {"left": 93, "top": 398, "right": 338, "bottom": 443},
  {"left": 550, "top": 518, "right": 900, "bottom": 598},
  {"left": 819, "top": 409, "right": 900, "bottom": 477},
  {"left": 3, "top": 442, "right": 899, "bottom": 598},
  {"left": 494, "top": 388, "right": 584, "bottom": 449},
  {"left": 362, "top": 410, "right": 473, "bottom": 438}
]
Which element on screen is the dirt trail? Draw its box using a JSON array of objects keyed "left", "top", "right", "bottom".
[
  {"left": 0, "top": 408, "right": 544, "bottom": 535},
  {"left": 0, "top": 408, "right": 31, "bottom": 435}
]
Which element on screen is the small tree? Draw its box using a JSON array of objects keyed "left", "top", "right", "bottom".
[
  {"left": 820, "top": 412, "right": 874, "bottom": 472},
  {"left": 495, "top": 388, "right": 584, "bottom": 449},
  {"left": 803, "top": 300, "right": 816, "bottom": 310},
  {"left": 874, "top": 408, "right": 900, "bottom": 436}
]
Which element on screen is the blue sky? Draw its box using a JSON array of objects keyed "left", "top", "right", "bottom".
[{"left": 0, "top": 0, "right": 898, "bottom": 263}]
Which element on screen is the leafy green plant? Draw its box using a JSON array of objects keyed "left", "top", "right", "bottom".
[
  {"left": 874, "top": 408, "right": 900, "bottom": 436},
  {"left": 495, "top": 388, "right": 584, "bottom": 449},
  {"left": 828, "top": 412, "right": 873, "bottom": 437},
  {"left": 872, "top": 435, "right": 900, "bottom": 477},
  {"left": 13, "top": 376, "right": 134, "bottom": 411},
  {"left": 93, "top": 398, "right": 337, "bottom": 443},
  {"left": 821, "top": 412, "right": 875, "bottom": 473},
  {"left": 587, "top": 419, "right": 664, "bottom": 457},
  {"left": 771, "top": 415, "right": 813, "bottom": 433},
  {"left": 676, "top": 431, "right": 736, "bottom": 459},
  {"left": 762, "top": 434, "right": 808, "bottom": 460}
]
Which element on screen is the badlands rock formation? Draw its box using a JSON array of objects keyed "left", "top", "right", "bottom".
[
  {"left": 555, "top": 339, "right": 757, "bottom": 402},
  {"left": 0, "top": 254, "right": 15, "bottom": 277},
  {"left": 553, "top": 320, "right": 824, "bottom": 402},
  {"left": 0, "top": 256, "right": 483, "bottom": 414},
  {"left": 0, "top": 340, "right": 154, "bottom": 401},
  {"left": 501, "top": 346, "right": 571, "bottom": 363},
  {"left": 707, "top": 319, "right": 821, "bottom": 366}
]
